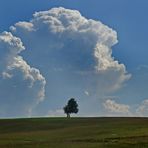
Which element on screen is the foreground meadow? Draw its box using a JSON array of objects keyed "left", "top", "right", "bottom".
[{"left": 0, "top": 117, "right": 148, "bottom": 148}]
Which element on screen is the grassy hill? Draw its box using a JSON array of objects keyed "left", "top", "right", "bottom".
[{"left": 0, "top": 117, "right": 148, "bottom": 148}]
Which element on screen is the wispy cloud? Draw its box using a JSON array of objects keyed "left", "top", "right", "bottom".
[{"left": 47, "top": 109, "right": 64, "bottom": 117}]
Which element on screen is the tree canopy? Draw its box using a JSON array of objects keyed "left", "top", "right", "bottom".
[{"left": 63, "top": 98, "right": 78, "bottom": 118}]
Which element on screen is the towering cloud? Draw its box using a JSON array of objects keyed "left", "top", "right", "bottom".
[
  {"left": 10, "top": 7, "right": 130, "bottom": 96},
  {"left": 0, "top": 32, "right": 46, "bottom": 117},
  {"left": 0, "top": 7, "right": 131, "bottom": 117}
]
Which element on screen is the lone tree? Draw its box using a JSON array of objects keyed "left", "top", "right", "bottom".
[{"left": 63, "top": 98, "right": 79, "bottom": 118}]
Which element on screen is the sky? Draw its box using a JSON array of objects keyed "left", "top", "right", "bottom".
[{"left": 0, "top": 0, "right": 148, "bottom": 118}]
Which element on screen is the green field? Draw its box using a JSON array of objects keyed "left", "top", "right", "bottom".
[{"left": 0, "top": 117, "right": 148, "bottom": 148}]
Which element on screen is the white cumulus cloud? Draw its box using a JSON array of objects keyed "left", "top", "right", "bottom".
[
  {"left": 136, "top": 99, "right": 148, "bottom": 117},
  {"left": 10, "top": 7, "right": 131, "bottom": 97},
  {"left": 0, "top": 32, "right": 46, "bottom": 117},
  {"left": 103, "top": 99, "right": 130, "bottom": 114},
  {"left": 0, "top": 7, "right": 132, "bottom": 117}
]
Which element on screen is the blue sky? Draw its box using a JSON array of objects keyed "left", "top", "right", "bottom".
[{"left": 0, "top": 0, "right": 148, "bottom": 117}]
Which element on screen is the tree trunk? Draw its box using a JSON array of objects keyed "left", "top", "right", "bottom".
[{"left": 67, "top": 113, "right": 70, "bottom": 118}]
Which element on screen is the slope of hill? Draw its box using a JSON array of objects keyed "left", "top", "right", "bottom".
[{"left": 0, "top": 117, "right": 148, "bottom": 148}]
